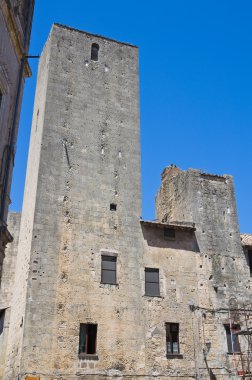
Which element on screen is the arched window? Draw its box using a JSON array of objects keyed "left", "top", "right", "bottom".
[{"left": 91, "top": 43, "right": 99, "bottom": 61}]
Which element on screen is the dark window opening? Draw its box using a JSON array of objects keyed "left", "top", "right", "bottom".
[
  {"left": 247, "top": 250, "right": 252, "bottom": 275},
  {"left": 145, "top": 268, "right": 160, "bottom": 296},
  {"left": 164, "top": 228, "right": 175, "bottom": 239},
  {"left": 0, "top": 145, "right": 8, "bottom": 188},
  {"left": 101, "top": 255, "right": 116, "bottom": 284},
  {"left": 91, "top": 43, "right": 99, "bottom": 61},
  {"left": 110, "top": 203, "right": 117, "bottom": 211},
  {"left": 79, "top": 323, "right": 97, "bottom": 355},
  {"left": 0, "top": 310, "right": 5, "bottom": 338},
  {"left": 224, "top": 324, "right": 241, "bottom": 353},
  {"left": 166, "top": 323, "right": 180, "bottom": 354}
]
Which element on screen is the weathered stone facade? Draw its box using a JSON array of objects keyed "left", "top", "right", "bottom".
[
  {"left": 156, "top": 166, "right": 252, "bottom": 379},
  {"left": 0, "top": 0, "right": 34, "bottom": 280},
  {"left": 0, "top": 212, "right": 21, "bottom": 379},
  {"left": 1, "top": 24, "right": 252, "bottom": 380}
]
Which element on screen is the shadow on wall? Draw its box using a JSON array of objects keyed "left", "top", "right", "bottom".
[
  {"left": 209, "top": 369, "right": 217, "bottom": 380},
  {"left": 204, "top": 357, "right": 217, "bottom": 380},
  {"left": 141, "top": 225, "right": 200, "bottom": 253}
]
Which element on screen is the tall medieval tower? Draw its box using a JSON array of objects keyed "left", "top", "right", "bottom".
[
  {"left": 5, "top": 24, "right": 144, "bottom": 379},
  {"left": 3, "top": 23, "right": 252, "bottom": 380}
]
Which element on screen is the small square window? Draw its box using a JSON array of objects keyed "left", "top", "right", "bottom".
[
  {"left": 145, "top": 268, "right": 160, "bottom": 296},
  {"left": 166, "top": 323, "right": 180, "bottom": 354},
  {"left": 79, "top": 323, "right": 97, "bottom": 356},
  {"left": 224, "top": 324, "right": 241, "bottom": 353},
  {"left": 164, "top": 228, "right": 175, "bottom": 239},
  {"left": 110, "top": 203, "right": 117, "bottom": 211},
  {"left": 101, "top": 255, "right": 117, "bottom": 284}
]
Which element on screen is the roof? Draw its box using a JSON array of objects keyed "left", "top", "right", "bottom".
[
  {"left": 54, "top": 23, "right": 138, "bottom": 48},
  {"left": 140, "top": 220, "right": 196, "bottom": 232},
  {"left": 241, "top": 234, "right": 252, "bottom": 248}
]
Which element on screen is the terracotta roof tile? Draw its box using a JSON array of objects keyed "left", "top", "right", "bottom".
[{"left": 241, "top": 234, "right": 252, "bottom": 247}]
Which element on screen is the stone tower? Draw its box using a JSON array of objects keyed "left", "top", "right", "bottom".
[
  {"left": 156, "top": 166, "right": 249, "bottom": 309},
  {"left": 3, "top": 24, "right": 252, "bottom": 380},
  {"left": 5, "top": 24, "right": 144, "bottom": 379},
  {"left": 156, "top": 166, "right": 242, "bottom": 257}
]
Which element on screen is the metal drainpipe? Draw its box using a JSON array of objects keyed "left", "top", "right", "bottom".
[{"left": 0, "top": 0, "right": 35, "bottom": 225}]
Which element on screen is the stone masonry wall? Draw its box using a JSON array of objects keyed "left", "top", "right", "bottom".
[
  {"left": 0, "top": 7, "right": 20, "bottom": 214},
  {"left": 141, "top": 224, "right": 200, "bottom": 379},
  {"left": 0, "top": 212, "right": 21, "bottom": 379},
  {"left": 0, "top": 6, "right": 21, "bottom": 277},
  {"left": 4, "top": 34, "right": 52, "bottom": 380},
  {"left": 156, "top": 166, "right": 243, "bottom": 257},
  {"left": 0, "top": 0, "right": 33, "bottom": 227},
  {"left": 4, "top": 25, "right": 252, "bottom": 380},
  {"left": 6, "top": 24, "right": 144, "bottom": 379},
  {"left": 0, "top": 0, "right": 34, "bottom": 292},
  {"left": 0, "top": 212, "right": 21, "bottom": 308},
  {"left": 156, "top": 165, "right": 252, "bottom": 378}
]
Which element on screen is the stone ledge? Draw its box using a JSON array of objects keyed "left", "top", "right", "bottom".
[
  {"left": 79, "top": 353, "right": 99, "bottom": 361},
  {"left": 140, "top": 220, "right": 196, "bottom": 231},
  {"left": 166, "top": 353, "right": 183, "bottom": 359}
]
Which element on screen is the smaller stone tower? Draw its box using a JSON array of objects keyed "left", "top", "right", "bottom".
[
  {"left": 156, "top": 165, "right": 242, "bottom": 257},
  {"left": 156, "top": 165, "right": 250, "bottom": 309}
]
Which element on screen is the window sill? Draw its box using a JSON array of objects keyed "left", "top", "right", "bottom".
[
  {"left": 100, "top": 282, "right": 119, "bottom": 286},
  {"left": 227, "top": 352, "right": 241, "bottom": 355},
  {"left": 79, "top": 353, "right": 99, "bottom": 361},
  {"left": 144, "top": 294, "right": 163, "bottom": 298},
  {"left": 166, "top": 354, "right": 183, "bottom": 359}
]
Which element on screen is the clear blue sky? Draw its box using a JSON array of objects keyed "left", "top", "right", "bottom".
[{"left": 11, "top": 0, "right": 252, "bottom": 232}]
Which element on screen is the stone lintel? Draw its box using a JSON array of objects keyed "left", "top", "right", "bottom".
[{"left": 140, "top": 220, "right": 196, "bottom": 231}]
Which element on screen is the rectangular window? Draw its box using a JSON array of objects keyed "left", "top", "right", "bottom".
[
  {"left": 0, "top": 310, "right": 4, "bottom": 335},
  {"left": 164, "top": 227, "right": 175, "bottom": 239},
  {"left": 225, "top": 324, "right": 241, "bottom": 353},
  {"left": 79, "top": 323, "right": 97, "bottom": 356},
  {"left": 247, "top": 250, "right": 252, "bottom": 274},
  {"left": 101, "top": 255, "right": 116, "bottom": 284},
  {"left": 0, "top": 310, "right": 5, "bottom": 348},
  {"left": 166, "top": 323, "right": 180, "bottom": 354},
  {"left": 145, "top": 268, "right": 160, "bottom": 296}
]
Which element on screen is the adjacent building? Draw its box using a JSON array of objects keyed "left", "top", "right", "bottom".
[
  {"left": 1, "top": 24, "right": 252, "bottom": 380},
  {"left": 0, "top": 0, "right": 35, "bottom": 280}
]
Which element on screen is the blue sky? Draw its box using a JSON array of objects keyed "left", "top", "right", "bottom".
[{"left": 11, "top": 0, "right": 252, "bottom": 232}]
